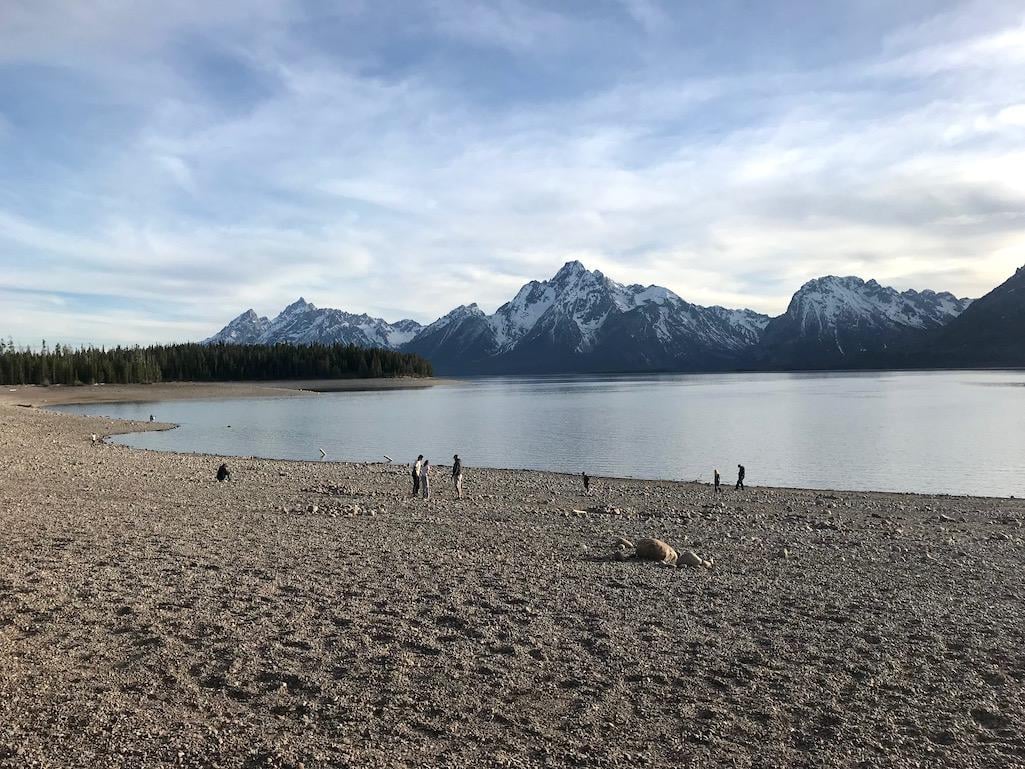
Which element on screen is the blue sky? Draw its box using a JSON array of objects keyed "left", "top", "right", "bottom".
[{"left": 1, "top": 0, "right": 1024, "bottom": 345}]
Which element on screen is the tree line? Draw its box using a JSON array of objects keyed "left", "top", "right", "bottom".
[{"left": 0, "top": 340, "right": 433, "bottom": 386}]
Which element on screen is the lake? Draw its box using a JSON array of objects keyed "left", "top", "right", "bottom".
[{"left": 59, "top": 370, "right": 1025, "bottom": 497}]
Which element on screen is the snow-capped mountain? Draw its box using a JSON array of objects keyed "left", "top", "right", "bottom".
[
  {"left": 206, "top": 298, "right": 423, "bottom": 349},
  {"left": 205, "top": 263, "right": 978, "bottom": 373},
  {"left": 402, "top": 261, "right": 771, "bottom": 373},
  {"left": 209, "top": 309, "right": 271, "bottom": 344},
  {"left": 759, "top": 276, "right": 972, "bottom": 368}
]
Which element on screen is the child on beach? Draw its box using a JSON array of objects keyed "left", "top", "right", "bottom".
[
  {"left": 421, "top": 459, "right": 431, "bottom": 499},
  {"left": 452, "top": 454, "right": 463, "bottom": 499}
]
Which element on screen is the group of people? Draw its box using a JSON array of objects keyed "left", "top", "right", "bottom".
[
  {"left": 412, "top": 454, "right": 463, "bottom": 500},
  {"left": 213, "top": 454, "right": 741, "bottom": 497}
]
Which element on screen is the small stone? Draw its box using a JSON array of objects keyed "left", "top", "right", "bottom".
[{"left": 679, "top": 550, "right": 704, "bottom": 568}]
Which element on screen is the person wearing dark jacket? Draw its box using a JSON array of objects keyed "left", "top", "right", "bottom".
[
  {"left": 216, "top": 463, "right": 231, "bottom": 482},
  {"left": 452, "top": 454, "right": 463, "bottom": 499},
  {"left": 735, "top": 464, "right": 745, "bottom": 490},
  {"left": 412, "top": 455, "right": 423, "bottom": 496},
  {"left": 714, "top": 468, "right": 721, "bottom": 494},
  {"left": 582, "top": 472, "right": 590, "bottom": 494}
]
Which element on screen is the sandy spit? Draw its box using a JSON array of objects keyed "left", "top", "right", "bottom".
[
  {"left": 0, "top": 377, "right": 455, "bottom": 408},
  {"left": 0, "top": 404, "right": 1023, "bottom": 768}
]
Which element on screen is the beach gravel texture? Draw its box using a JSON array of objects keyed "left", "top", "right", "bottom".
[{"left": 1, "top": 403, "right": 1024, "bottom": 768}]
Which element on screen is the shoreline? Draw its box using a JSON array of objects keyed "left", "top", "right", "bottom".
[
  {"left": 0, "top": 376, "right": 456, "bottom": 407},
  {"left": 59, "top": 405, "right": 1017, "bottom": 503},
  {"left": 1, "top": 402, "right": 1023, "bottom": 767},
  {"left": 99, "top": 438, "right": 1020, "bottom": 503}
]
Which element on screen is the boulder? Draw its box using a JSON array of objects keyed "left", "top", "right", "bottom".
[{"left": 634, "top": 538, "right": 678, "bottom": 566}]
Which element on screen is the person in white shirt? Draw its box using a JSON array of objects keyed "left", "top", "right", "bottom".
[{"left": 420, "top": 459, "right": 431, "bottom": 499}]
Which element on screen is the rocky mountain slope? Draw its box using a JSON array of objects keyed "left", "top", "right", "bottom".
[
  {"left": 919, "top": 265, "right": 1025, "bottom": 366},
  {"left": 207, "top": 299, "right": 423, "bottom": 350},
  {"left": 206, "top": 263, "right": 988, "bottom": 374},
  {"left": 403, "top": 261, "right": 770, "bottom": 373},
  {"left": 758, "top": 276, "right": 972, "bottom": 368}
]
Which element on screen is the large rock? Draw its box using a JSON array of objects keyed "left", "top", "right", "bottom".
[{"left": 634, "top": 538, "right": 678, "bottom": 566}]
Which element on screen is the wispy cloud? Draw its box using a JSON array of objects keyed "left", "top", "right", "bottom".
[{"left": 1, "top": 1, "right": 1024, "bottom": 344}]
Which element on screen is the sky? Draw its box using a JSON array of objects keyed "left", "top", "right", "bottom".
[{"left": 1, "top": 0, "right": 1024, "bottom": 346}]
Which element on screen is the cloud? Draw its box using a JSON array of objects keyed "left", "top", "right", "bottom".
[
  {"left": 1, "top": 1, "right": 1024, "bottom": 345},
  {"left": 426, "top": 0, "right": 575, "bottom": 52}
]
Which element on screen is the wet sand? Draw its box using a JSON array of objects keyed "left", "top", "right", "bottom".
[{"left": 1, "top": 403, "right": 1023, "bottom": 768}]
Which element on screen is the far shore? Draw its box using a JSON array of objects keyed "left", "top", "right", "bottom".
[{"left": 0, "top": 376, "right": 458, "bottom": 407}]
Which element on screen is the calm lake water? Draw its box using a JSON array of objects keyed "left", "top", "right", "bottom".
[{"left": 60, "top": 371, "right": 1025, "bottom": 497}]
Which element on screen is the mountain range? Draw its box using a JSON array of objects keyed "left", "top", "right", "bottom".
[{"left": 207, "top": 261, "right": 1024, "bottom": 373}]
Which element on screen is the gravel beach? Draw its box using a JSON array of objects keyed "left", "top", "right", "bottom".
[{"left": 1, "top": 399, "right": 1023, "bottom": 768}]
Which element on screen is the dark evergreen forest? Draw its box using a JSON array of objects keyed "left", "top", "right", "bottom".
[{"left": 0, "top": 340, "right": 433, "bottom": 385}]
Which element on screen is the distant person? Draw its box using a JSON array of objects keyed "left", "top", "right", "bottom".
[
  {"left": 452, "top": 454, "right": 463, "bottom": 499},
  {"left": 735, "top": 464, "right": 745, "bottom": 491},
  {"left": 421, "top": 459, "right": 431, "bottom": 499},
  {"left": 90, "top": 433, "right": 99, "bottom": 446},
  {"left": 582, "top": 472, "right": 590, "bottom": 495},
  {"left": 714, "top": 468, "right": 721, "bottom": 495},
  {"left": 412, "top": 455, "right": 423, "bottom": 496},
  {"left": 149, "top": 414, "right": 154, "bottom": 422},
  {"left": 216, "top": 463, "right": 231, "bottom": 482}
]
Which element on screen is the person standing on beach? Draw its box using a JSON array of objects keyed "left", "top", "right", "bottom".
[
  {"left": 735, "top": 464, "right": 745, "bottom": 490},
  {"left": 421, "top": 459, "right": 431, "bottom": 499},
  {"left": 714, "top": 468, "right": 721, "bottom": 494},
  {"left": 412, "top": 455, "right": 423, "bottom": 496},
  {"left": 452, "top": 454, "right": 463, "bottom": 499},
  {"left": 582, "top": 472, "right": 590, "bottom": 494}
]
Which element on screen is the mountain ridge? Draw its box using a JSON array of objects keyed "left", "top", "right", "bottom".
[
  {"left": 757, "top": 275, "right": 973, "bottom": 369},
  {"left": 205, "top": 261, "right": 1007, "bottom": 374},
  {"left": 207, "top": 297, "right": 424, "bottom": 350}
]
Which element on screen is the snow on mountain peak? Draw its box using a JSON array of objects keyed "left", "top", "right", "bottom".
[
  {"left": 204, "top": 308, "right": 271, "bottom": 344},
  {"left": 482, "top": 261, "right": 765, "bottom": 355},
  {"left": 281, "top": 297, "right": 314, "bottom": 314},
  {"left": 780, "top": 273, "right": 972, "bottom": 347},
  {"left": 552, "top": 260, "right": 588, "bottom": 281}
]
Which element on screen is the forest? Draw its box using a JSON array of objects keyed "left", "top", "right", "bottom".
[{"left": 0, "top": 340, "right": 433, "bottom": 385}]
